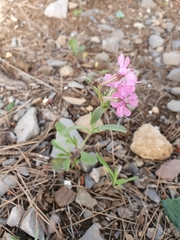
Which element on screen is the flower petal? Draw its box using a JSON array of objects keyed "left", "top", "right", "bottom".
[
  {"left": 104, "top": 74, "right": 112, "bottom": 81},
  {"left": 118, "top": 54, "right": 124, "bottom": 67},
  {"left": 124, "top": 57, "right": 130, "bottom": 67}
]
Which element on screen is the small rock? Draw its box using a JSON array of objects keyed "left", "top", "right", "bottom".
[
  {"left": 130, "top": 124, "right": 173, "bottom": 160},
  {"left": 75, "top": 113, "right": 103, "bottom": 133},
  {"left": 95, "top": 52, "right": 109, "bottom": 62},
  {"left": 89, "top": 166, "right": 108, "bottom": 183},
  {"left": 36, "top": 65, "right": 54, "bottom": 75},
  {"left": 14, "top": 107, "right": 40, "bottom": 143},
  {"left": 147, "top": 228, "right": 156, "bottom": 239},
  {"left": 166, "top": 68, "right": 180, "bottom": 82},
  {"left": 140, "top": 0, "right": 157, "bottom": 8},
  {"left": 83, "top": 210, "right": 93, "bottom": 218},
  {"left": 165, "top": 21, "right": 174, "bottom": 32},
  {"left": 60, "top": 65, "right": 74, "bottom": 77},
  {"left": 68, "top": 81, "right": 84, "bottom": 89},
  {"left": 155, "top": 225, "right": 163, "bottom": 240},
  {"left": 2, "top": 158, "right": 16, "bottom": 166},
  {"left": 144, "top": 188, "right": 161, "bottom": 203},
  {"left": 0, "top": 175, "right": 17, "bottom": 197},
  {"left": 40, "top": 108, "right": 58, "bottom": 121},
  {"left": 85, "top": 176, "right": 95, "bottom": 188},
  {"left": 63, "top": 96, "right": 86, "bottom": 105},
  {"left": 171, "top": 87, "right": 180, "bottom": 96},
  {"left": 75, "top": 188, "right": 97, "bottom": 209},
  {"left": 172, "top": 40, "right": 180, "bottom": 50},
  {"left": 102, "top": 30, "right": 124, "bottom": 53},
  {"left": 51, "top": 118, "right": 83, "bottom": 158},
  {"left": 133, "top": 22, "right": 145, "bottom": 29},
  {"left": 167, "top": 100, "right": 180, "bottom": 112},
  {"left": 118, "top": 207, "right": 133, "bottom": 219},
  {"left": 56, "top": 35, "right": 67, "bottom": 47},
  {"left": 106, "top": 141, "right": 118, "bottom": 151},
  {"left": 48, "top": 213, "right": 60, "bottom": 234},
  {"left": 47, "top": 59, "right": 67, "bottom": 67},
  {"left": 149, "top": 35, "right": 164, "bottom": 48},
  {"left": 68, "top": 2, "right": 78, "bottom": 9},
  {"left": 20, "top": 208, "right": 44, "bottom": 239},
  {"left": 55, "top": 186, "right": 76, "bottom": 207},
  {"left": 7, "top": 205, "right": 24, "bottom": 227},
  {"left": 135, "top": 158, "right": 144, "bottom": 167},
  {"left": 14, "top": 109, "right": 26, "bottom": 121},
  {"left": 44, "top": 0, "right": 68, "bottom": 19},
  {"left": 163, "top": 52, "right": 180, "bottom": 65},
  {"left": 152, "top": 106, "right": 159, "bottom": 114},
  {"left": 126, "top": 234, "right": 133, "bottom": 240},
  {"left": 91, "top": 36, "right": 101, "bottom": 43},
  {"left": 80, "top": 223, "right": 104, "bottom": 240},
  {"left": 135, "top": 39, "right": 143, "bottom": 44},
  {"left": 97, "top": 24, "right": 115, "bottom": 32}
]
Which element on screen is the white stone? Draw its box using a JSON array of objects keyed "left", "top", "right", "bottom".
[
  {"left": 89, "top": 166, "right": 108, "bottom": 183},
  {"left": 80, "top": 223, "right": 103, "bottom": 240},
  {"left": 68, "top": 81, "right": 84, "bottom": 89},
  {"left": 0, "top": 175, "right": 17, "bottom": 197},
  {"left": 167, "top": 100, "right": 180, "bottom": 112},
  {"left": 51, "top": 118, "right": 83, "bottom": 158},
  {"left": 171, "top": 87, "right": 180, "bottom": 95},
  {"left": 95, "top": 52, "right": 109, "bottom": 62},
  {"left": 14, "top": 107, "right": 40, "bottom": 143},
  {"left": 149, "top": 35, "right": 164, "bottom": 48},
  {"left": 44, "top": 0, "right": 68, "bottom": 19},
  {"left": 140, "top": 0, "right": 157, "bottom": 8},
  {"left": 55, "top": 35, "right": 67, "bottom": 47},
  {"left": 7, "top": 205, "right": 24, "bottom": 227},
  {"left": 75, "top": 188, "right": 97, "bottom": 208},
  {"left": 47, "top": 59, "right": 67, "bottom": 67},
  {"left": 68, "top": 2, "right": 78, "bottom": 9},
  {"left": 48, "top": 213, "right": 60, "bottom": 234},
  {"left": 166, "top": 68, "right": 180, "bottom": 82},
  {"left": 60, "top": 65, "right": 74, "bottom": 77},
  {"left": 163, "top": 52, "right": 180, "bottom": 65},
  {"left": 90, "top": 36, "right": 101, "bottom": 43},
  {"left": 20, "top": 208, "right": 44, "bottom": 239}
]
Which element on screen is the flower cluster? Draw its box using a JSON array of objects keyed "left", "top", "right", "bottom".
[{"left": 101, "top": 54, "right": 139, "bottom": 118}]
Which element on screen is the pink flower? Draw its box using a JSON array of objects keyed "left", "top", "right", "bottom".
[
  {"left": 103, "top": 74, "right": 122, "bottom": 88},
  {"left": 110, "top": 84, "right": 138, "bottom": 117},
  {"left": 118, "top": 54, "right": 130, "bottom": 75}
]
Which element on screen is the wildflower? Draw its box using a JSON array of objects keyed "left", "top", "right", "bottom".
[
  {"left": 118, "top": 54, "right": 130, "bottom": 75},
  {"left": 109, "top": 84, "right": 138, "bottom": 117}
]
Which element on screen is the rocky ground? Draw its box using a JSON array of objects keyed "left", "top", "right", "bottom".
[{"left": 0, "top": 0, "right": 180, "bottom": 239}]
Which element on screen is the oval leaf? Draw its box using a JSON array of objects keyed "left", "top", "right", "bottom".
[
  {"left": 63, "top": 158, "right": 70, "bottom": 172},
  {"left": 90, "top": 106, "right": 104, "bottom": 125},
  {"left": 80, "top": 151, "right": 97, "bottom": 165},
  {"left": 51, "top": 140, "right": 67, "bottom": 153},
  {"left": 51, "top": 158, "right": 65, "bottom": 170},
  {"left": 94, "top": 124, "right": 127, "bottom": 133}
]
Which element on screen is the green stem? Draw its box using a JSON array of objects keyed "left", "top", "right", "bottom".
[{"left": 78, "top": 134, "right": 91, "bottom": 150}]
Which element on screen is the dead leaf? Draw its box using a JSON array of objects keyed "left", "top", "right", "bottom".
[
  {"left": 55, "top": 186, "right": 76, "bottom": 207},
  {"left": 118, "top": 207, "right": 133, "bottom": 219},
  {"left": 62, "top": 96, "right": 86, "bottom": 105},
  {"left": 156, "top": 159, "right": 180, "bottom": 180}
]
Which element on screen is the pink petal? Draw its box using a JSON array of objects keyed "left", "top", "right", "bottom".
[
  {"left": 123, "top": 106, "right": 131, "bottom": 116},
  {"left": 104, "top": 74, "right": 112, "bottom": 81},
  {"left": 116, "top": 103, "right": 126, "bottom": 117},
  {"left": 129, "top": 98, "right": 138, "bottom": 107},
  {"left": 124, "top": 57, "right": 130, "bottom": 67},
  {"left": 119, "top": 68, "right": 128, "bottom": 75},
  {"left": 111, "top": 101, "right": 120, "bottom": 108},
  {"left": 118, "top": 54, "right": 124, "bottom": 67}
]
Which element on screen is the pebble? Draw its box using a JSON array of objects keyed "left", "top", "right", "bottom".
[
  {"left": 51, "top": 118, "right": 83, "bottom": 158},
  {"left": 155, "top": 225, "right": 163, "bottom": 240},
  {"left": 171, "top": 87, "right": 180, "bottom": 96},
  {"left": 144, "top": 188, "right": 161, "bottom": 203},
  {"left": 20, "top": 208, "right": 44, "bottom": 239},
  {"left": 68, "top": 2, "right": 78, "bottom": 9},
  {"left": 106, "top": 141, "right": 118, "bottom": 151},
  {"left": 47, "top": 59, "right": 67, "bottom": 67},
  {"left": 130, "top": 124, "right": 173, "bottom": 160},
  {"left": 91, "top": 36, "right": 101, "bottom": 43},
  {"left": 97, "top": 24, "right": 115, "bottom": 32},
  {"left": 13, "top": 109, "right": 26, "bottom": 121},
  {"left": 7, "top": 205, "right": 24, "bottom": 227},
  {"left": 55, "top": 186, "right": 76, "bottom": 207},
  {"left": 40, "top": 108, "right": 58, "bottom": 122},
  {"left": 165, "top": 21, "right": 174, "bottom": 31},
  {"left": 140, "top": 0, "right": 157, "bottom": 8},
  {"left": 44, "top": 0, "right": 68, "bottom": 19},
  {"left": 55, "top": 35, "right": 67, "bottom": 48},
  {"left": 75, "top": 188, "right": 97, "bottom": 209},
  {"left": 85, "top": 175, "right": 95, "bottom": 188},
  {"left": 166, "top": 68, "right": 180, "bottom": 82},
  {"left": 163, "top": 52, "right": 180, "bottom": 65},
  {"left": 80, "top": 223, "right": 104, "bottom": 240},
  {"left": 89, "top": 166, "right": 108, "bottom": 183},
  {"left": 2, "top": 158, "right": 16, "bottom": 166},
  {"left": 0, "top": 174, "right": 17, "bottom": 197},
  {"left": 102, "top": 30, "right": 124, "bottom": 53},
  {"left": 62, "top": 96, "right": 86, "bottom": 105},
  {"left": 60, "top": 65, "right": 74, "bottom": 77},
  {"left": 95, "top": 52, "right": 109, "bottom": 62},
  {"left": 48, "top": 213, "right": 60, "bottom": 234},
  {"left": 149, "top": 34, "right": 164, "bottom": 48},
  {"left": 14, "top": 107, "right": 40, "bottom": 143},
  {"left": 167, "top": 100, "right": 180, "bottom": 112},
  {"left": 83, "top": 210, "right": 93, "bottom": 218},
  {"left": 75, "top": 113, "right": 103, "bottom": 133},
  {"left": 36, "top": 65, "right": 54, "bottom": 75},
  {"left": 172, "top": 40, "right": 180, "bottom": 50},
  {"left": 68, "top": 81, "right": 84, "bottom": 89}
]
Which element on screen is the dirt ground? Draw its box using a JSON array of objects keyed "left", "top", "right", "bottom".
[{"left": 0, "top": 0, "right": 180, "bottom": 239}]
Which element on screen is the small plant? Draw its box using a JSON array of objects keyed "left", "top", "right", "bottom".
[
  {"left": 73, "top": 9, "right": 83, "bottom": 17},
  {"left": 96, "top": 153, "right": 137, "bottom": 186},
  {"left": 52, "top": 54, "right": 139, "bottom": 185},
  {"left": 68, "top": 37, "right": 85, "bottom": 59}
]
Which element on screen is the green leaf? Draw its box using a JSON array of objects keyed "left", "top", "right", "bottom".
[
  {"left": 51, "top": 158, "right": 65, "bottom": 170},
  {"left": 51, "top": 140, "right": 68, "bottom": 153},
  {"left": 80, "top": 151, "right": 97, "bottom": 164},
  {"left": 98, "top": 69, "right": 110, "bottom": 74},
  {"left": 93, "top": 86, "right": 102, "bottom": 100},
  {"left": 73, "top": 9, "right": 83, "bottom": 17},
  {"left": 96, "top": 152, "right": 114, "bottom": 177},
  {"left": 94, "top": 124, "right": 127, "bottom": 133},
  {"left": 162, "top": 197, "right": 180, "bottom": 233},
  {"left": 10, "top": 237, "right": 19, "bottom": 240},
  {"left": 60, "top": 125, "right": 90, "bottom": 136},
  {"left": 115, "top": 176, "right": 138, "bottom": 186},
  {"left": 55, "top": 122, "right": 72, "bottom": 140},
  {"left": 63, "top": 158, "right": 70, "bottom": 171},
  {"left": 78, "top": 45, "right": 86, "bottom": 52},
  {"left": 68, "top": 37, "right": 78, "bottom": 55},
  {"left": 90, "top": 106, "right": 104, "bottom": 125},
  {"left": 6, "top": 102, "right": 14, "bottom": 111}
]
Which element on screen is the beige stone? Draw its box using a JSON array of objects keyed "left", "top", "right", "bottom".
[
  {"left": 130, "top": 124, "right": 173, "bottom": 160},
  {"left": 75, "top": 113, "right": 103, "bottom": 133}
]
